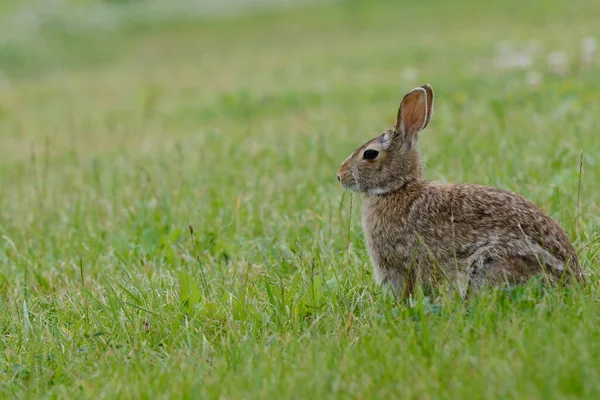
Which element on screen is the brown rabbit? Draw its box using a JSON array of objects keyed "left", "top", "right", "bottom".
[{"left": 336, "top": 84, "right": 585, "bottom": 298}]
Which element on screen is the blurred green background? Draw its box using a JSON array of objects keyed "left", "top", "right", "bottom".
[{"left": 1, "top": 0, "right": 599, "bottom": 398}]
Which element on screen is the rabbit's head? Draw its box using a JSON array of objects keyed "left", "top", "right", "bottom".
[{"left": 336, "top": 84, "right": 434, "bottom": 195}]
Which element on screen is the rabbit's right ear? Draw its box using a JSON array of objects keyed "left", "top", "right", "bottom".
[
  {"left": 420, "top": 84, "right": 434, "bottom": 129},
  {"left": 395, "top": 86, "right": 430, "bottom": 138}
]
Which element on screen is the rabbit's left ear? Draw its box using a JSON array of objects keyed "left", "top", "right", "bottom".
[{"left": 395, "top": 85, "right": 432, "bottom": 138}]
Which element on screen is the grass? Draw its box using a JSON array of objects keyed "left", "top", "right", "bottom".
[{"left": 1, "top": 0, "right": 600, "bottom": 398}]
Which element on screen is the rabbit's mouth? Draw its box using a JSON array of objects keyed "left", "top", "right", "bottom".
[
  {"left": 339, "top": 179, "right": 362, "bottom": 192},
  {"left": 345, "top": 184, "right": 361, "bottom": 192}
]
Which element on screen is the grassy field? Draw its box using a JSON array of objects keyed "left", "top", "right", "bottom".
[{"left": 1, "top": 0, "right": 600, "bottom": 398}]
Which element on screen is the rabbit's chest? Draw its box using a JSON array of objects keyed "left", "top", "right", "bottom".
[{"left": 361, "top": 203, "right": 417, "bottom": 267}]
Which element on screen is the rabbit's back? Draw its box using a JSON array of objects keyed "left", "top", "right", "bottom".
[{"left": 362, "top": 182, "right": 583, "bottom": 295}]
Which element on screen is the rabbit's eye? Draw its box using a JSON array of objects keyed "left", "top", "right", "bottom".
[{"left": 363, "top": 149, "right": 379, "bottom": 160}]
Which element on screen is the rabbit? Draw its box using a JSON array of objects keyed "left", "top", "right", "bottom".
[{"left": 336, "top": 84, "right": 585, "bottom": 298}]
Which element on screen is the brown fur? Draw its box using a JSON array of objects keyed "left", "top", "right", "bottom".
[{"left": 336, "top": 84, "right": 584, "bottom": 298}]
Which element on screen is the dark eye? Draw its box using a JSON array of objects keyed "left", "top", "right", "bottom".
[{"left": 363, "top": 149, "right": 379, "bottom": 160}]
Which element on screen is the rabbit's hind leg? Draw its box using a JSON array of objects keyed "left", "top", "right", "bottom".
[
  {"left": 466, "top": 252, "right": 522, "bottom": 294},
  {"left": 467, "top": 250, "right": 548, "bottom": 295}
]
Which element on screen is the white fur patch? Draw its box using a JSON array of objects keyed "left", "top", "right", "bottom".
[
  {"left": 367, "top": 187, "right": 389, "bottom": 196},
  {"left": 381, "top": 133, "right": 392, "bottom": 149},
  {"left": 373, "top": 266, "right": 385, "bottom": 285}
]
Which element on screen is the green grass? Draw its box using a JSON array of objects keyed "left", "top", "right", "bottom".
[{"left": 1, "top": 0, "right": 600, "bottom": 398}]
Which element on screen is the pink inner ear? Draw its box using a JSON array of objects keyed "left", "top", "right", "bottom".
[{"left": 396, "top": 89, "right": 428, "bottom": 136}]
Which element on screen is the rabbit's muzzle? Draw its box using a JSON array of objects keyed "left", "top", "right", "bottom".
[{"left": 337, "top": 163, "right": 360, "bottom": 192}]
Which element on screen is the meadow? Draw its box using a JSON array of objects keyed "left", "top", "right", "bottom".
[{"left": 1, "top": 0, "right": 600, "bottom": 398}]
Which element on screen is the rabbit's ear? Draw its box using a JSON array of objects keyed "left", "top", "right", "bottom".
[
  {"left": 395, "top": 86, "right": 429, "bottom": 137},
  {"left": 420, "top": 84, "right": 434, "bottom": 129}
]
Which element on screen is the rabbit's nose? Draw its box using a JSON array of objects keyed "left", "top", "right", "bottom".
[{"left": 336, "top": 173, "right": 341, "bottom": 182}]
